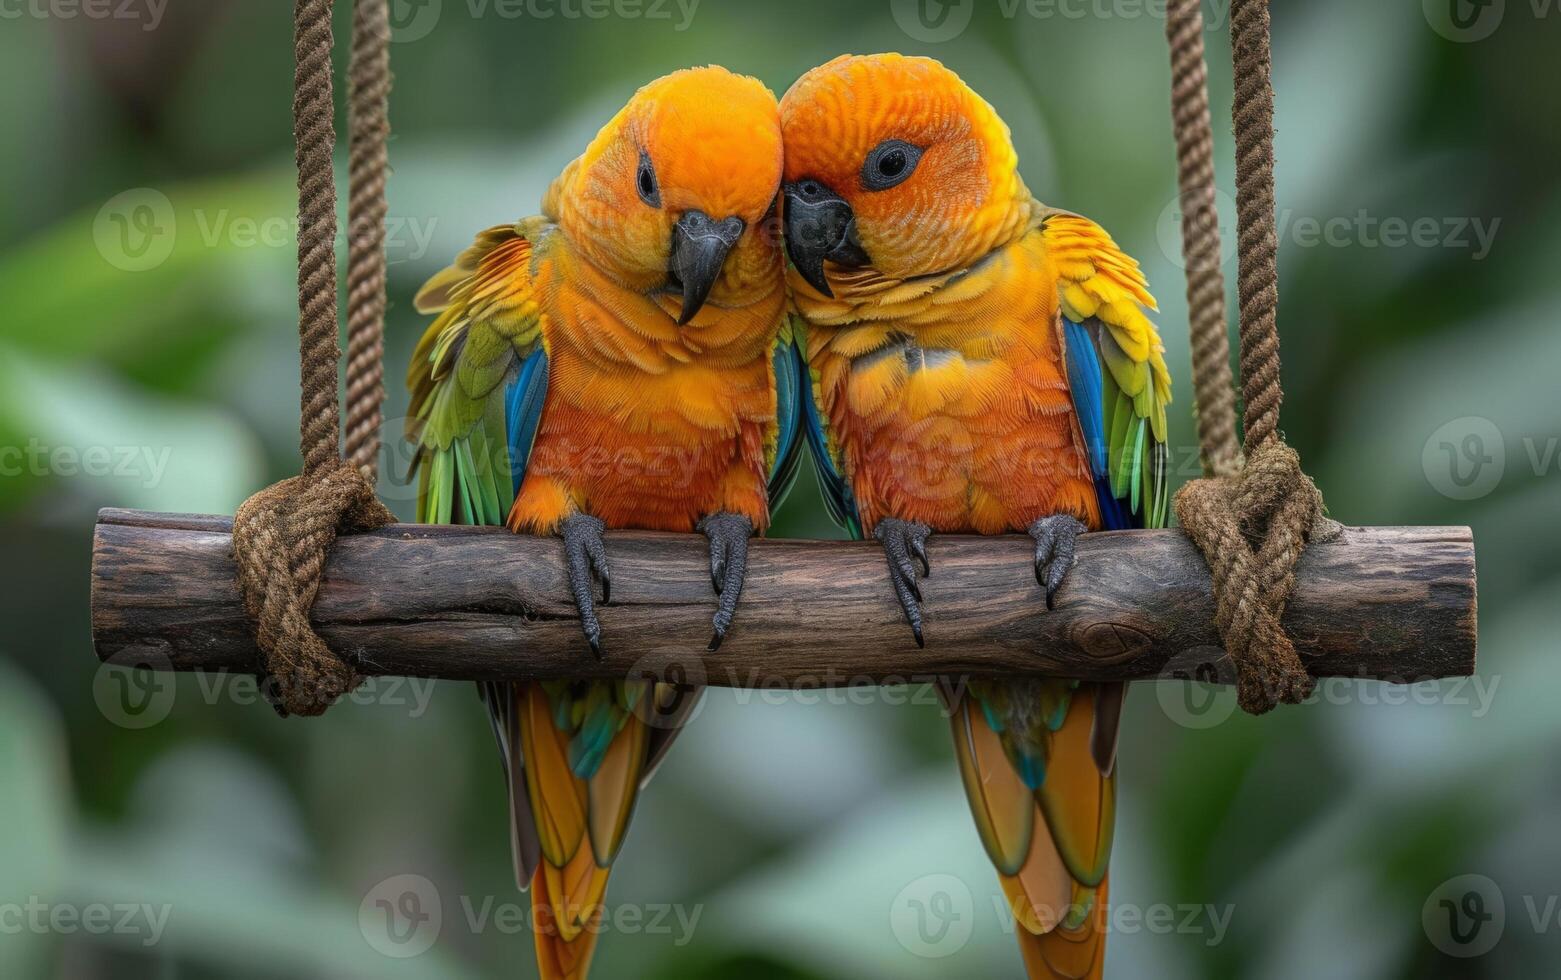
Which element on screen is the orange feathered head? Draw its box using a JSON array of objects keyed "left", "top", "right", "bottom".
[
  {"left": 779, "top": 53, "right": 1033, "bottom": 291},
  {"left": 546, "top": 65, "right": 783, "bottom": 324}
]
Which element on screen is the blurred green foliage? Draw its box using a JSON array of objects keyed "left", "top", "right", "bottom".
[{"left": 2, "top": 1, "right": 1558, "bottom": 977}]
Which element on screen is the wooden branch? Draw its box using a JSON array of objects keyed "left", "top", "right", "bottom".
[{"left": 90, "top": 509, "right": 1476, "bottom": 688}]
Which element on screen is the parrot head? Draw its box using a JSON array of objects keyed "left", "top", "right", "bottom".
[
  {"left": 547, "top": 65, "right": 783, "bottom": 325},
  {"left": 779, "top": 53, "right": 1033, "bottom": 295}
]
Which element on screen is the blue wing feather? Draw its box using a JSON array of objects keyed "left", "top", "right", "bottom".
[
  {"left": 504, "top": 348, "right": 550, "bottom": 495},
  {"left": 1063, "top": 318, "right": 1108, "bottom": 482},
  {"left": 1063, "top": 315, "right": 1164, "bottom": 532},
  {"left": 793, "top": 340, "right": 863, "bottom": 540},
  {"left": 767, "top": 335, "right": 804, "bottom": 504}
]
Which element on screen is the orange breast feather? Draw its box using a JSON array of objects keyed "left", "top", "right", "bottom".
[
  {"left": 808, "top": 233, "right": 1099, "bottom": 535},
  {"left": 509, "top": 247, "right": 785, "bottom": 535}
]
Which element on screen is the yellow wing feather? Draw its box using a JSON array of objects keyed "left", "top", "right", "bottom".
[{"left": 1041, "top": 211, "right": 1171, "bottom": 443}]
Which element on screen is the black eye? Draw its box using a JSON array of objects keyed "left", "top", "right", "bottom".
[
  {"left": 636, "top": 150, "right": 660, "bottom": 207},
  {"left": 861, "top": 139, "right": 922, "bottom": 191}
]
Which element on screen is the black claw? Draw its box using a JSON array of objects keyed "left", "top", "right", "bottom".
[
  {"left": 1029, "top": 514, "right": 1086, "bottom": 612},
  {"left": 699, "top": 512, "right": 753, "bottom": 652},
  {"left": 875, "top": 518, "right": 934, "bottom": 647},
  {"left": 562, "top": 514, "right": 610, "bottom": 659}
]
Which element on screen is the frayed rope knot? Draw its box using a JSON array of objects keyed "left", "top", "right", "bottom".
[
  {"left": 1174, "top": 440, "right": 1324, "bottom": 715},
  {"left": 231, "top": 460, "right": 394, "bottom": 717}
]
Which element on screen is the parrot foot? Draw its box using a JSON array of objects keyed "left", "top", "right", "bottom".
[
  {"left": 873, "top": 517, "right": 932, "bottom": 648},
  {"left": 697, "top": 512, "right": 753, "bottom": 652},
  {"left": 1028, "top": 514, "right": 1087, "bottom": 610},
  {"left": 560, "top": 513, "right": 611, "bottom": 659}
]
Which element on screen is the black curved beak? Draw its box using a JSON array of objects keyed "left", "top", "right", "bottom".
[
  {"left": 669, "top": 210, "right": 744, "bottom": 325},
  {"left": 782, "top": 179, "right": 869, "bottom": 298}
]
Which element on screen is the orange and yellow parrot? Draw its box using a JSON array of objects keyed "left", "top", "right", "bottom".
[
  {"left": 408, "top": 67, "right": 800, "bottom": 978},
  {"left": 779, "top": 54, "right": 1171, "bottom": 978}
]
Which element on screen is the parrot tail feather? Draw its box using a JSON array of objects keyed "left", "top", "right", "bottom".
[
  {"left": 950, "top": 683, "right": 1118, "bottom": 979},
  {"left": 516, "top": 680, "right": 653, "bottom": 980},
  {"left": 1014, "top": 874, "right": 1109, "bottom": 980},
  {"left": 531, "top": 858, "right": 609, "bottom": 980}
]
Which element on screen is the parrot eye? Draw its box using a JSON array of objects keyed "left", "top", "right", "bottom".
[
  {"left": 636, "top": 150, "right": 661, "bottom": 207},
  {"left": 861, "top": 139, "right": 922, "bottom": 191}
]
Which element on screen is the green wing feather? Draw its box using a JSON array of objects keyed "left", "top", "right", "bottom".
[
  {"left": 408, "top": 222, "right": 546, "bottom": 528},
  {"left": 410, "top": 220, "right": 654, "bottom": 889}
]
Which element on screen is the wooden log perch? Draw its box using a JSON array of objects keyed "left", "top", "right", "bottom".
[{"left": 90, "top": 509, "right": 1476, "bottom": 688}]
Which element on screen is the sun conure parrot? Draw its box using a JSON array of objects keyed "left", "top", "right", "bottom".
[
  {"left": 778, "top": 54, "right": 1171, "bottom": 979},
  {"left": 407, "top": 66, "right": 800, "bottom": 979}
]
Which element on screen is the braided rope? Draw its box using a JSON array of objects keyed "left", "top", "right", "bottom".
[
  {"left": 1229, "top": 0, "right": 1285, "bottom": 452},
  {"left": 293, "top": 0, "right": 342, "bottom": 480},
  {"left": 1168, "top": 0, "right": 1326, "bottom": 714},
  {"left": 1164, "top": 0, "right": 1240, "bottom": 479},
  {"left": 233, "top": 462, "right": 392, "bottom": 715},
  {"left": 344, "top": 0, "right": 392, "bottom": 478},
  {"left": 231, "top": 0, "right": 394, "bottom": 718}
]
